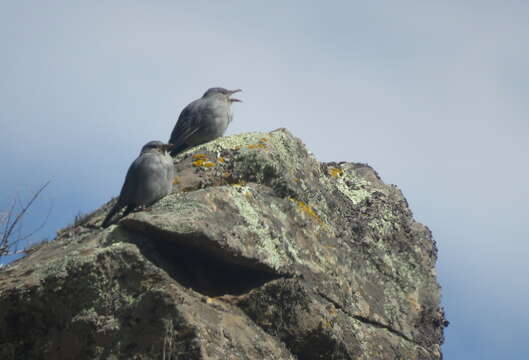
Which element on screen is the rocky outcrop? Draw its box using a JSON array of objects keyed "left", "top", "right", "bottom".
[{"left": 0, "top": 129, "right": 446, "bottom": 359}]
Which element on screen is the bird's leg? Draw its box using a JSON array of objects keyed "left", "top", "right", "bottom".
[{"left": 134, "top": 205, "right": 149, "bottom": 212}]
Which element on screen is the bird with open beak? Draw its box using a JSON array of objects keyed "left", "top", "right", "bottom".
[{"left": 169, "top": 87, "right": 242, "bottom": 156}]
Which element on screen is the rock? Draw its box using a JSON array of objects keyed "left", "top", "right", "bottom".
[{"left": 0, "top": 129, "right": 446, "bottom": 359}]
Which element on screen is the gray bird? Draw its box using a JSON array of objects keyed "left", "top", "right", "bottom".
[
  {"left": 169, "top": 87, "right": 242, "bottom": 156},
  {"left": 102, "top": 141, "right": 175, "bottom": 228}
]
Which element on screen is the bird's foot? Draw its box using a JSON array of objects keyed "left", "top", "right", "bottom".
[{"left": 133, "top": 205, "right": 149, "bottom": 213}]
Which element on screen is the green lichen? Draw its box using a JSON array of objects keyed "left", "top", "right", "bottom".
[
  {"left": 223, "top": 185, "right": 331, "bottom": 274},
  {"left": 176, "top": 132, "right": 271, "bottom": 156},
  {"left": 178, "top": 130, "right": 318, "bottom": 174},
  {"left": 228, "top": 186, "right": 334, "bottom": 273},
  {"left": 335, "top": 177, "right": 372, "bottom": 205},
  {"left": 268, "top": 201, "right": 303, "bottom": 264},
  {"left": 321, "top": 164, "right": 387, "bottom": 206},
  {"left": 367, "top": 204, "right": 400, "bottom": 237},
  {"left": 139, "top": 193, "right": 211, "bottom": 235},
  {"left": 226, "top": 185, "right": 285, "bottom": 270}
]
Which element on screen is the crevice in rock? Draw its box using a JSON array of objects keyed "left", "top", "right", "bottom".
[
  {"left": 316, "top": 291, "right": 421, "bottom": 347},
  {"left": 351, "top": 315, "right": 413, "bottom": 342},
  {"left": 120, "top": 223, "right": 285, "bottom": 297}
]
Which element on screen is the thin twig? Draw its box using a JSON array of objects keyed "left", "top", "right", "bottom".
[
  {"left": 0, "top": 181, "right": 51, "bottom": 257},
  {"left": 18, "top": 200, "right": 54, "bottom": 242}
]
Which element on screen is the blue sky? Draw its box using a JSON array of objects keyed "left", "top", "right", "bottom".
[{"left": 1, "top": 1, "right": 528, "bottom": 358}]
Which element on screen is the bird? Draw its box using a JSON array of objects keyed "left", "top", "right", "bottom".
[
  {"left": 169, "top": 87, "right": 242, "bottom": 156},
  {"left": 101, "top": 141, "right": 175, "bottom": 228}
]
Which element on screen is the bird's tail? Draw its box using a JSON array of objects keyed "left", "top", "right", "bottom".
[
  {"left": 122, "top": 204, "right": 136, "bottom": 218},
  {"left": 169, "top": 143, "right": 190, "bottom": 157},
  {"left": 101, "top": 202, "right": 123, "bottom": 228}
]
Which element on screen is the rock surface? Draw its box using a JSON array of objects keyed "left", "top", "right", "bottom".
[{"left": 0, "top": 129, "right": 446, "bottom": 359}]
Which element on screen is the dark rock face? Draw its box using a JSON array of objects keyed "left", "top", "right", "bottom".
[{"left": 0, "top": 129, "right": 446, "bottom": 359}]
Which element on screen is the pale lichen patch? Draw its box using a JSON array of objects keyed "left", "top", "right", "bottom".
[
  {"left": 179, "top": 132, "right": 271, "bottom": 155},
  {"left": 225, "top": 186, "right": 285, "bottom": 270},
  {"left": 220, "top": 185, "right": 326, "bottom": 273},
  {"left": 332, "top": 172, "right": 373, "bottom": 205}
]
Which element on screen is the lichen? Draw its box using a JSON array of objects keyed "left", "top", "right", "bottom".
[
  {"left": 231, "top": 180, "right": 247, "bottom": 187},
  {"left": 192, "top": 158, "right": 216, "bottom": 168},
  {"left": 176, "top": 131, "right": 319, "bottom": 178},
  {"left": 0, "top": 129, "right": 443, "bottom": 359},
  {"left": 247, "top": 143, "right": 267, "bottom": 150},
  {"left": 139, "top": 193, "right": 212, "bottom": 235},
  {"left": 332, "top": 175, "right": 372, "bottom": 205},
  {"left": 289, "top": 198, "right": 323, "bottom": 224},
  {"left": 192, "top": 153, "right": 208, "bottom": 159},
  {"left": 327, "top": 167, "right": 344, "bottom": 178},
  {"left": 178, "top": 132, "right": 272, "bottom": 154},
  {"left": 226, "top": 186, "right": 284, "bottom": 270},
  {"left": 222, "top": 185, "right": 311, "bottom": 271}
]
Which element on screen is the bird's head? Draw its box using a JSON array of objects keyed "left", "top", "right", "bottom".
[
  {"left": 203, "top": 87, "right": 242, "bottom": 103},
  {"left": 141, "top": 141, "right": 175, "bottom": 155}
]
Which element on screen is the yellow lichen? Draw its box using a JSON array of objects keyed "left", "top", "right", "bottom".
[
  {"left": 247, "top": 143, "right": 267, "bottom": 149},
  {"left": 231, "top": 180, "right": 247, "bottom": 187},
  {"left": 260, "top": 137, "right": 269, "bottom": 142},
  {"left": 217, "top": 156, "right": 226, "bottom": 163},
  {"left": 320, "top": 320, "right": 333, "bottom": 329},
  {"left": 327, "top": 167, "right": 344, "bottom": 178},
  {"left": 192, "top": 159, "right": 216, "bottom": 167},
  {"left": 172, "top": 177, "right": 180, "bottom": 185},
  {"left": 289, "top": 198, "right": 323, "bottom": 224},
  {"left": 192, "top": 153, "right": 208, "bottom": 159}
]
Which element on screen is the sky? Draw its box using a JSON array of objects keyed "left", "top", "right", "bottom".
[{"left": 1, "top": 1, "right": 528, "bottom": 358}]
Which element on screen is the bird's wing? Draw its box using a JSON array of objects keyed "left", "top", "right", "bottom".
[
  {"left": 101, "top": 200, "right": 123, "bottom": 228},
  {"left": 168, "top": 100, "right": 204, "bottom": 150},
  {"left": 102, "top": 154, "right": 146, "bottom": 227},
  {"left": 118, "top": 156, "right": 142, "bottom": 203}
]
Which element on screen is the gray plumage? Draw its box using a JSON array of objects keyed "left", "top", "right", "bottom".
[
  {"left": 169, "top": 87, "right": 242, "bottom": 156},
  {"left": 102, "top": 141, "right": 175, "bottom": 228}
]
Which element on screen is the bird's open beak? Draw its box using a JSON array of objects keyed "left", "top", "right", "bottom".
[{"left": 229, "top": 89, "right": 242, "bottom": 103}]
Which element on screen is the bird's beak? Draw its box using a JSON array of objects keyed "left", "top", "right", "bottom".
[
  {"left": 162, "top": 143, "right": 176, "bottom": 151},
  {"left": 229, "top": 89, "right": 242, "bottom": 103}
]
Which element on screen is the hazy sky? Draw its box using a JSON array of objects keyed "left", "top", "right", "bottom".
[{"left": 1, "top": 1, "right": 528, "bottom": 358}]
